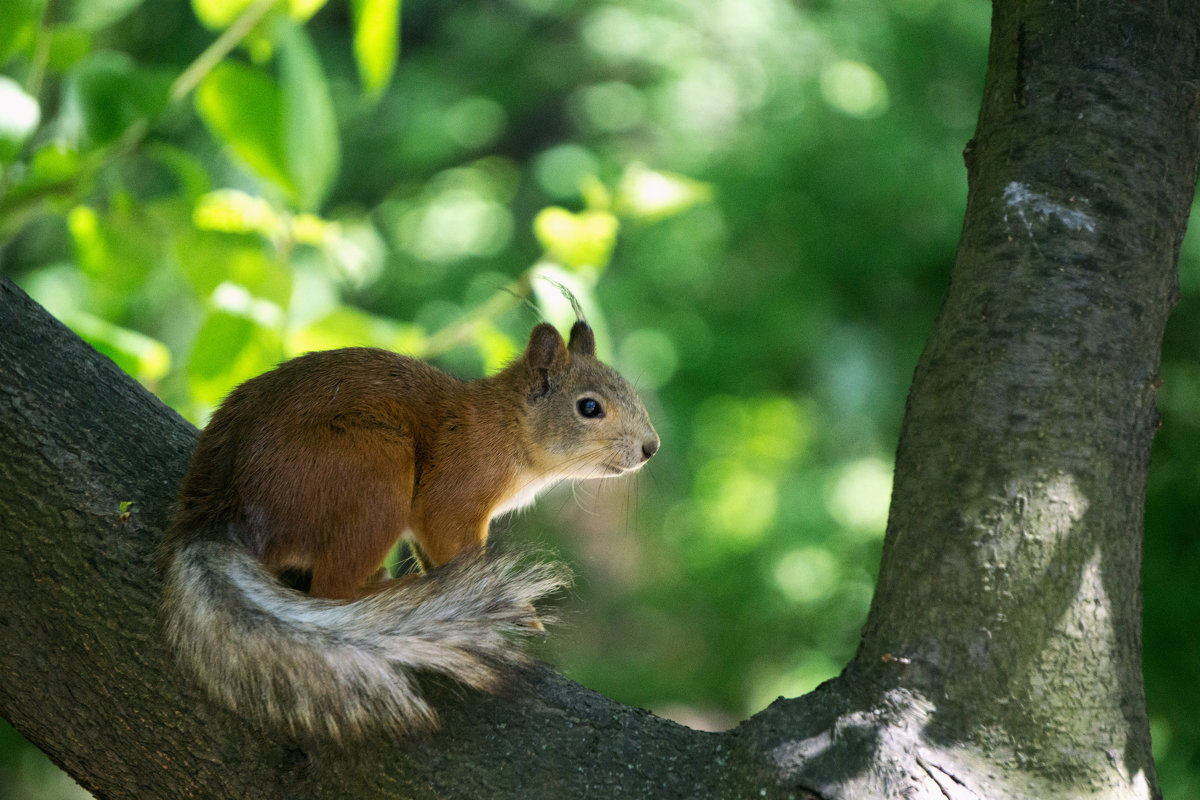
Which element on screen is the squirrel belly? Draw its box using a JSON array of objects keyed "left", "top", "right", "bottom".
[{"left": 160, "top": 321, "right": 658, "bottom": 739}]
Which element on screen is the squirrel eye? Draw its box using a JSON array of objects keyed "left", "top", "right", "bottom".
[{"left": 577, "top": 397, "right": 604, "bottom": 419}]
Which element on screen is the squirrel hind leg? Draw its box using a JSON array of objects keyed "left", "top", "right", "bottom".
[
  {"left": 305, "top": 500, "right": 412, "bottom": 600},
  {"left": 310, "top": 537, "right": 401, "bottom": 599}
]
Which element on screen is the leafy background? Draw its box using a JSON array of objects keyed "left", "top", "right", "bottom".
[{"left": 1, "top": 0, "right": 1198, "bottom": 797}]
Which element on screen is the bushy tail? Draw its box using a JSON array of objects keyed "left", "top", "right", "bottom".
[{"left": 162, "top": 540, "right": 570, "bottom": 740}]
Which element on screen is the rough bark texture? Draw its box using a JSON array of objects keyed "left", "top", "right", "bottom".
[
  {"left": 833, "top": 0, "right": 1200, "bottom": 797},
  {"left": 2, "top": 1, "right": 1199, "bottom": 798}
]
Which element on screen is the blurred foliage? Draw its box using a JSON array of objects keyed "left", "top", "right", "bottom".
[{"left": 0, "top": 0, "right": 1197, "bottom": 797}]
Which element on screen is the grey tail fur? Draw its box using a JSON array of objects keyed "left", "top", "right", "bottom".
[{"left": 161, "top": 540, "right": 571, "bottom": 741}]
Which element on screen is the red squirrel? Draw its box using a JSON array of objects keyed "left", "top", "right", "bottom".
[{"left": 161, "top": 321, "right": 659, "bottom": 740}]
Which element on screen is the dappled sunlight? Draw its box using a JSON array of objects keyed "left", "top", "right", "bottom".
[
  {"left": 824, "top": 457, "right": 892, "bottom": 536},
  {"left": 975, "top": 472, "right": 1090, "bottom": 580},
  {"left": 820, "top": 60, "right": 890, "bottom": 119},
  {"left": 696, "top": 460, "right": 780, "bottom": 547},
  {"left": 378, "top": 163, "right": 517, "bottom": 265},
  {"left": 773, "top": 546, "right": 840, "bottom": 605}
]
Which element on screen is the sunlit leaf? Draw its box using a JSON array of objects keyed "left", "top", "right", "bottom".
[
  {"left": 773, "top": 547, "right": 841, "bottom": 606},
  {"left": 193, "top": 189, "right": 285, "bottom": 239},
  {"left": 532, "top": 206, "right": 619, "bottom": 271},
  {"left": 695, "top": 459, "right": 778, "bottom": 549},
  {"left": 192, "top": 0, "right": 327, "bottom": 32},
  {"left": 824, "top": 457, "right": 892, "bottom": 536},
  {"left": 191, "top": 0, "right": 255, "bottom": 30},
  {"left": 194, "top": 61, "right": 294, "bottom": 197},
  {"left": 61, "top": 310, "right": 171, "bottom": 385},
  {"left": 290, "top": 306, "right": 423, "bottom": 355},
  {"left": 21, "top": 143, "right": 81, "bottom": 192},
  {"left": 277, "top": 20, "right": 340, "bottom": 209},
  {"left": 475, "top": 325, "right": 519, "bottom": 374},
  {"left": 286, "top": 0, "right": 328, "bottom": 21},
  {"left": 351, "top": 0, "right": 401, "bottom": 96},
  {"left": 320, "top": 217, "right": 385, "bottom": 286},
  {"left": 63, "top": 0, "right": 145, "bottom": 31}
]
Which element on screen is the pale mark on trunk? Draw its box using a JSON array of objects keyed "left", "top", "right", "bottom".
[{"left": 1003, "top": 182, "right": 1096, "bottom": 241}]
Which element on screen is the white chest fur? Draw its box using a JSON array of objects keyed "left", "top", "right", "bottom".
[{"left": 493, "top": 473, "right": 562, "bottom": 516}]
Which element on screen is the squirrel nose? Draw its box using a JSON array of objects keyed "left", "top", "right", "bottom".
[{"left": 641, "top": 437, "right": 660, "bottom": 461}]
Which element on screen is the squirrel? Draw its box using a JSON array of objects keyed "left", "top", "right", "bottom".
[{"left": 160, "top": 320, "right": 659, "bottom": 740}]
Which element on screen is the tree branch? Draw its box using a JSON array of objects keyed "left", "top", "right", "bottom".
[{"left": 0, "top": 276, "right": 744, "bottom": 798}]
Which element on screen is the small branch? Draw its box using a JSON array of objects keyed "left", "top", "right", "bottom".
[
  {"left": 169, "top": 0, "right": 281, "bottom": 104},
  {"left": 24, "top": 0, "right": 53, "bottom": 99}
]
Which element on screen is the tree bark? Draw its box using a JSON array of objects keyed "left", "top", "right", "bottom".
[{"left": 1, "top": 1, "right": 1198, "bottom": 798}]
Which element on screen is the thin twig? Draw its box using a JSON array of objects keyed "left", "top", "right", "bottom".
[{"left": 169, "top": 0, "right": 281, "bottom": 104}]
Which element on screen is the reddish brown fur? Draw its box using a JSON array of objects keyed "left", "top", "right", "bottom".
[{"left": 167, "top": 323, "right": 659, "bottom": 600}]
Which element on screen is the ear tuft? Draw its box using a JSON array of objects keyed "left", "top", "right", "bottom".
[{"left": 567, "top": 321, "right": 596, "bottom": 357}]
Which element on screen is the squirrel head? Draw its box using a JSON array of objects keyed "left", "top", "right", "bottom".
[{"left": 513, "top": 321, "right": 659, "bottom": 479}]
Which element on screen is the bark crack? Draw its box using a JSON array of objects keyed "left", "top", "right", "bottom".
[{"left": 914, "top": 752, "right": 981, "bottom": 800}]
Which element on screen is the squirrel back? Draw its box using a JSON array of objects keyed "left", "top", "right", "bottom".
[{"left": 161, "top": 321, "right": 657, "bottom": 739}]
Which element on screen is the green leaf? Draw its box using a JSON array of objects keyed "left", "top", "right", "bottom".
[
  {"left": 351, "top": 0, "right": 401, "bottom": 96},
  {"left": 146, "top": 141, "right": 213, "bottom": 203},
  {"left": 175, "top": 229, "right": 292, "bottom": 306},
  {"left": 533, "top": 206, "right": 619, "bottom": 271},
  {"left": 291, "top": 306, "right": 423, "bottom": 354},
  {"left": 187, "top": 308, "right": 284, "bottom": 410},
  {"left": 286, "top": 0, "right": 328, "bottom": 22},
  {"left": 63, "top": 51, "right": 170, "bottom": 147},
  {"left": 276, "top": 21, "right": 339, "bottom": 209},
  {"left": 0, "top": 0, "right": 41, "bottom": 62},
  {"left": 193, "top": 189, "right": 286, "bottom": 239},
  {"left": 66, "top": 204, "right": 163, "bottom": 317},
  {"left": 63, "top": 0, "right": 145, "bottom": 31},
  {"left": 192, "top": 0, "right": 328, "bottom": 29},
  {"left": 62, "top": 310, "right": 171, "bottom": 385},
  {"left": 191, "top": 0, "right": 256, "bottom": 29},
  {"left": 27, "top": 143, "right": 82, "bottom": 185},
  {"left": 45, "top": 25, "right": 94, "bottom": 73},
  {"left": 0, "top": 142, "right": 82, "bottom": 214},
  {"left": 194, "top": 61, "right": 294, "bottom": 197}
]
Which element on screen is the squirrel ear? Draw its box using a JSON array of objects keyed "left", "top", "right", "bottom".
[
  {"left": 567, "top": 321, "right": 596, "bottom": 357},
  {"left": 524, "top": 323, "right": 567, "bottom": 371},
  {"left": 523, "top": 324, "right": 567, "bottom": 398}
]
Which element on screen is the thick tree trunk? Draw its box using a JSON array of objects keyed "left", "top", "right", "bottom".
[
  {"left": 1, "top": 1, "right": 1198, "bottom": 798},
  {"left": 773, "top": 1, "right": 1200, "bottom": 797}
]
